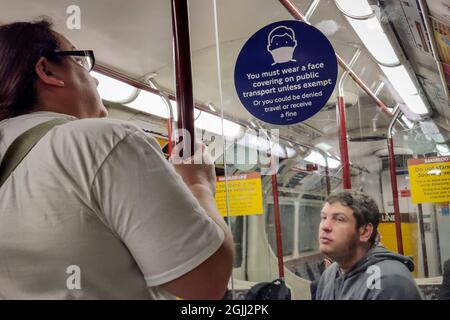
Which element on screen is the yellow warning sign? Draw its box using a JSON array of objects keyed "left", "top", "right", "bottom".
[
  {"left": 407, "top": 156, "right": 450, "bottom": 204},
  {"left": 215, "top": 172, "right": 263, "bottom": 217}
]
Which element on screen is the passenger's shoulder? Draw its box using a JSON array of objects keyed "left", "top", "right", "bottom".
[
  {"left": 375, "top": 259, "right": 413, "bottom": 277},
  {"left": 47, "top": 118, "right": 159, "bottom": 161},
  {"left": 57, "top": 118, "right": 146, "bottom": 146},
  {"left": 373, "top": 262, "right": 423, "bottom": 299},
  {"left": 374, "top": 260, "right": 420, "bottom": 292},
  {"left": 66, "top": 118, "right": 141, "bottom": 136}
]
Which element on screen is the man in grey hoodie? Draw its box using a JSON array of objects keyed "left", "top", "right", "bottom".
[{"left": 315, "top": 191, "right": 423, "bottom": 300}]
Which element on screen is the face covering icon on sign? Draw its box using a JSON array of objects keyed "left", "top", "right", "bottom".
[{"left": 267, "top": 25, "right": 297, "bottom": 66}]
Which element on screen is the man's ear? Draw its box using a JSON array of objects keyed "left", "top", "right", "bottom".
[
  {"left": 359, "top": 223, "right": 374, "bottom": 243},
  {"left": 35, "top": 57, "right": 65, "bottom": 87}
]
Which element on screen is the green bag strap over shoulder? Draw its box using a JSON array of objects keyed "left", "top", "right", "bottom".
[{"left": 0, "top": 118, "right": 72, "bottom": 188}]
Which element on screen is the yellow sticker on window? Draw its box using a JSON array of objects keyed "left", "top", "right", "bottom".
[
  {"left": 215, "top": 172, "right": 264, "bottom": 217},
  {"left": 407, "top": 156, "right": 450, "bottom": 204}
]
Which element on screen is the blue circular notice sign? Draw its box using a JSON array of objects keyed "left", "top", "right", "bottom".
[{"left": 234, "top": 20, "right": 338, "bottom": 125}]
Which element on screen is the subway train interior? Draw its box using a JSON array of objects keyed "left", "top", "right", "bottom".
[{"left": 1, "top": 0, "right": 450, "bottom": 300}]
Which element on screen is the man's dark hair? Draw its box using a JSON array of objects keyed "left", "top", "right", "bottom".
[
  {"left": 326, "top": 190, "right": 380, "bottom": 246},
  {"left": 0, "top": 19, "right": 62, "bottom": 121}
]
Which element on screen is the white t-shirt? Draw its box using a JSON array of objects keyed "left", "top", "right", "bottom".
[{"left": 0, "top": 111, "right": 224, "bottom": 299}]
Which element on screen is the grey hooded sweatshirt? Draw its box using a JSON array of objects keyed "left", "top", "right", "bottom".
[{"left": 315, "top": 246, "right": 423, "bottom": 300}]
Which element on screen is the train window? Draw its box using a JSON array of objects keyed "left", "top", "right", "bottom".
[
  {"left": 298, "top": 204, "right": 321, "bottom": 253},
  {"left": 266, "top": 204, "right": 295, "bottom": 257}
]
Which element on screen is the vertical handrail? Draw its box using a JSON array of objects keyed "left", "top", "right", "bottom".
[
  {"left": 325, "top": 158, "right": 331, "bottom": 196},
  {"left": 432, "top": 205, "right": 443, "bottom": 275},
  {"left": 417, "top": 203, "right": 429, "bottom": 276},
  {"left": 146, "top": 78, "right": 175, "bottom": 157},
  {"left": 337, "top": 96, "right": 351, "bottom": 189},
  {"left": 387, "top": 105, "right": 404, "bottom": 254},
  {"left": 171, "top": 0, "right": 195, "bottom": 156},
  {"left": 337, "top": 49, "right": 361, "bottom": 189},
  {"left": 278, "top": 0, "right": 393, "bottom": 117},
  {"left": 271, "top": 155, "right": 285, "bottom": 279}
]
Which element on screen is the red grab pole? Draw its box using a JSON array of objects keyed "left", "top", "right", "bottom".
[
  {"left": 387, "top": 105, "right": 404, "bottom": 254},
  {"left": 271, "top": 156, "right": 285, "bottom": 279},
  {"left": 337, "top": 96, "right": 351, "bottom": 189},
  {"left": 171, "top": 0, "right": 195, "bottom": 156}
]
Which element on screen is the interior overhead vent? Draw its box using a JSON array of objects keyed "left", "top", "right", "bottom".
[
  {"left": 349, "top": 134, "right": 386, "bottom": 142},
  {"left": 379, "top": 154, "right": 414, "bottom": 170},
  {"left": 348, "top": 128, "right": 386, "bottom": 142},
  {"left": 321, "top": 91, "right": 358, "bottom": 111},
  {"left": 321, "top": 102, "right": 353, "bottom": 111}
]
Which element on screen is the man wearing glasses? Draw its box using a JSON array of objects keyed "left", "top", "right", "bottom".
[
  {"left": 0, "top": 20, "right": 234, "bottom": 299},
  {"left": 34, "top": 44, "right": 106, "bottom": 119}
]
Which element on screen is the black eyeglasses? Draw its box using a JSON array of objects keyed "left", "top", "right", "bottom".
[{"left": 53, "top": 50, "right": 95, "bottom": 72}]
